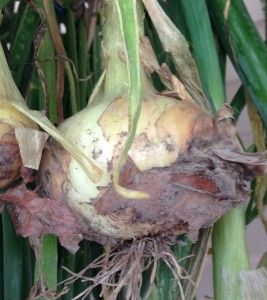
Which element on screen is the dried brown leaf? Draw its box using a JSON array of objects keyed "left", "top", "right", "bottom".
[
  {"left": 0, "top": 183, "right": 82, "bottom": 253},
  {"left": 139, "top": 37, "right": 171, "bottom": 90},
  {"left": 212, "top": 149, "right": 267, "bottom": 176},
  {"left": 143, "top": 0, "right": 210, "bottom": 111},
  {"left": 160, "top": 63, "right": 194, "bottom": 102},
  {"left": 21, "top": 166, "right": 36, "bottom": 183}
]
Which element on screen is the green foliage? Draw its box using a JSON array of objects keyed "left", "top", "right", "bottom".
[
  {"left": 178, "top": 0, "right": 225, "bottom": 112},
  {"left": 0, "top": 0, "right": 10, "bottom": 9},
  {"left": 1, "top": 207, "right": 34, "bottom": 300},
  {"left": 207, "top": 0, "right": 267, "bottom": 126}
]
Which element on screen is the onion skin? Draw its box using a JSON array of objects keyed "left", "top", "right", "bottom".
[
  {"left": 0, "top": 124, "right": 22, "bottom": 189},
  {"left": 0, "top": 103, "right": 37, "bottom": 189},
  {"left": 38, "top": 94, "right": 256, "bottom": 244}
]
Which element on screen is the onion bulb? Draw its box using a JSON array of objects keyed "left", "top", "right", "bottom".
[
  {"left": 34, "top": 1, "right": 267, "bottom": 297},
  {"left": 37, "top": 0, "right": 267, "bottom": 246},
  {"left": 38, "top": 91, "right": 263, "bottom": 244}
]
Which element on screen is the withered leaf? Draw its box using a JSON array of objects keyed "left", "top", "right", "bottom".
[
  {"left": 21, "top": 166, "right": 36, "bottom": 183},
  {"left": 213, "top": 149, "right": 267, "bottom": 176},
  {"left": 0, "top": 183, "right": 82, "bottom": 253}
]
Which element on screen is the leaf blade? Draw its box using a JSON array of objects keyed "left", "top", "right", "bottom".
[
  {"left": 206, "top": 0, "right": 267, "bottom": 126},
  {"left": 113, "top": 0, "right": 148, "bottom": 198}
]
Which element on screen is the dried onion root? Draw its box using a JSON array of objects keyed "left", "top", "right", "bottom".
[{"left": 60, "top": 237, "right": 191, "bottom": 300}]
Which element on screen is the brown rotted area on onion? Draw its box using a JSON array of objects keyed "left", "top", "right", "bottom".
[
  {"left": 94, "top": 140, "right": 252, "bottom": 243},
  {"left": 0, "top": 129, "right": 22, "bottom": 189}
]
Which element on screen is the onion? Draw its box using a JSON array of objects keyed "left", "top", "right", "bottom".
[
  {"left": 37, "top": 78, "right": 267, "bottom": 298},
  {"left": 29, "top": 0, "right": 267, "bottom": 297},
  {"left": 37, "top": 0, "right": 267, "bottom": 246},
  {"left": 38, "top": 90, "right": 261, "bottom": 243},
  {"left": 36, "top": 0, "right": 267, "bottom": 246}
]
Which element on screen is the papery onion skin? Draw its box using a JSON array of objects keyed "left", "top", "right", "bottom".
[
  {"left": 38, "top": 93, "right": 256, "bottom": 244},
  {"left": 0, "top": 102, "right": 37, "bottom": 126}
]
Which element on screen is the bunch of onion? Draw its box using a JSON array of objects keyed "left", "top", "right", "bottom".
[{"left": 33, "top": 0, "right": 267, "bottom": 298}]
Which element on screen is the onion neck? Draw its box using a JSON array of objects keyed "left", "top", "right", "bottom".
[{"left": 100, "top": 0, "right": 154, "bottom": 103}]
